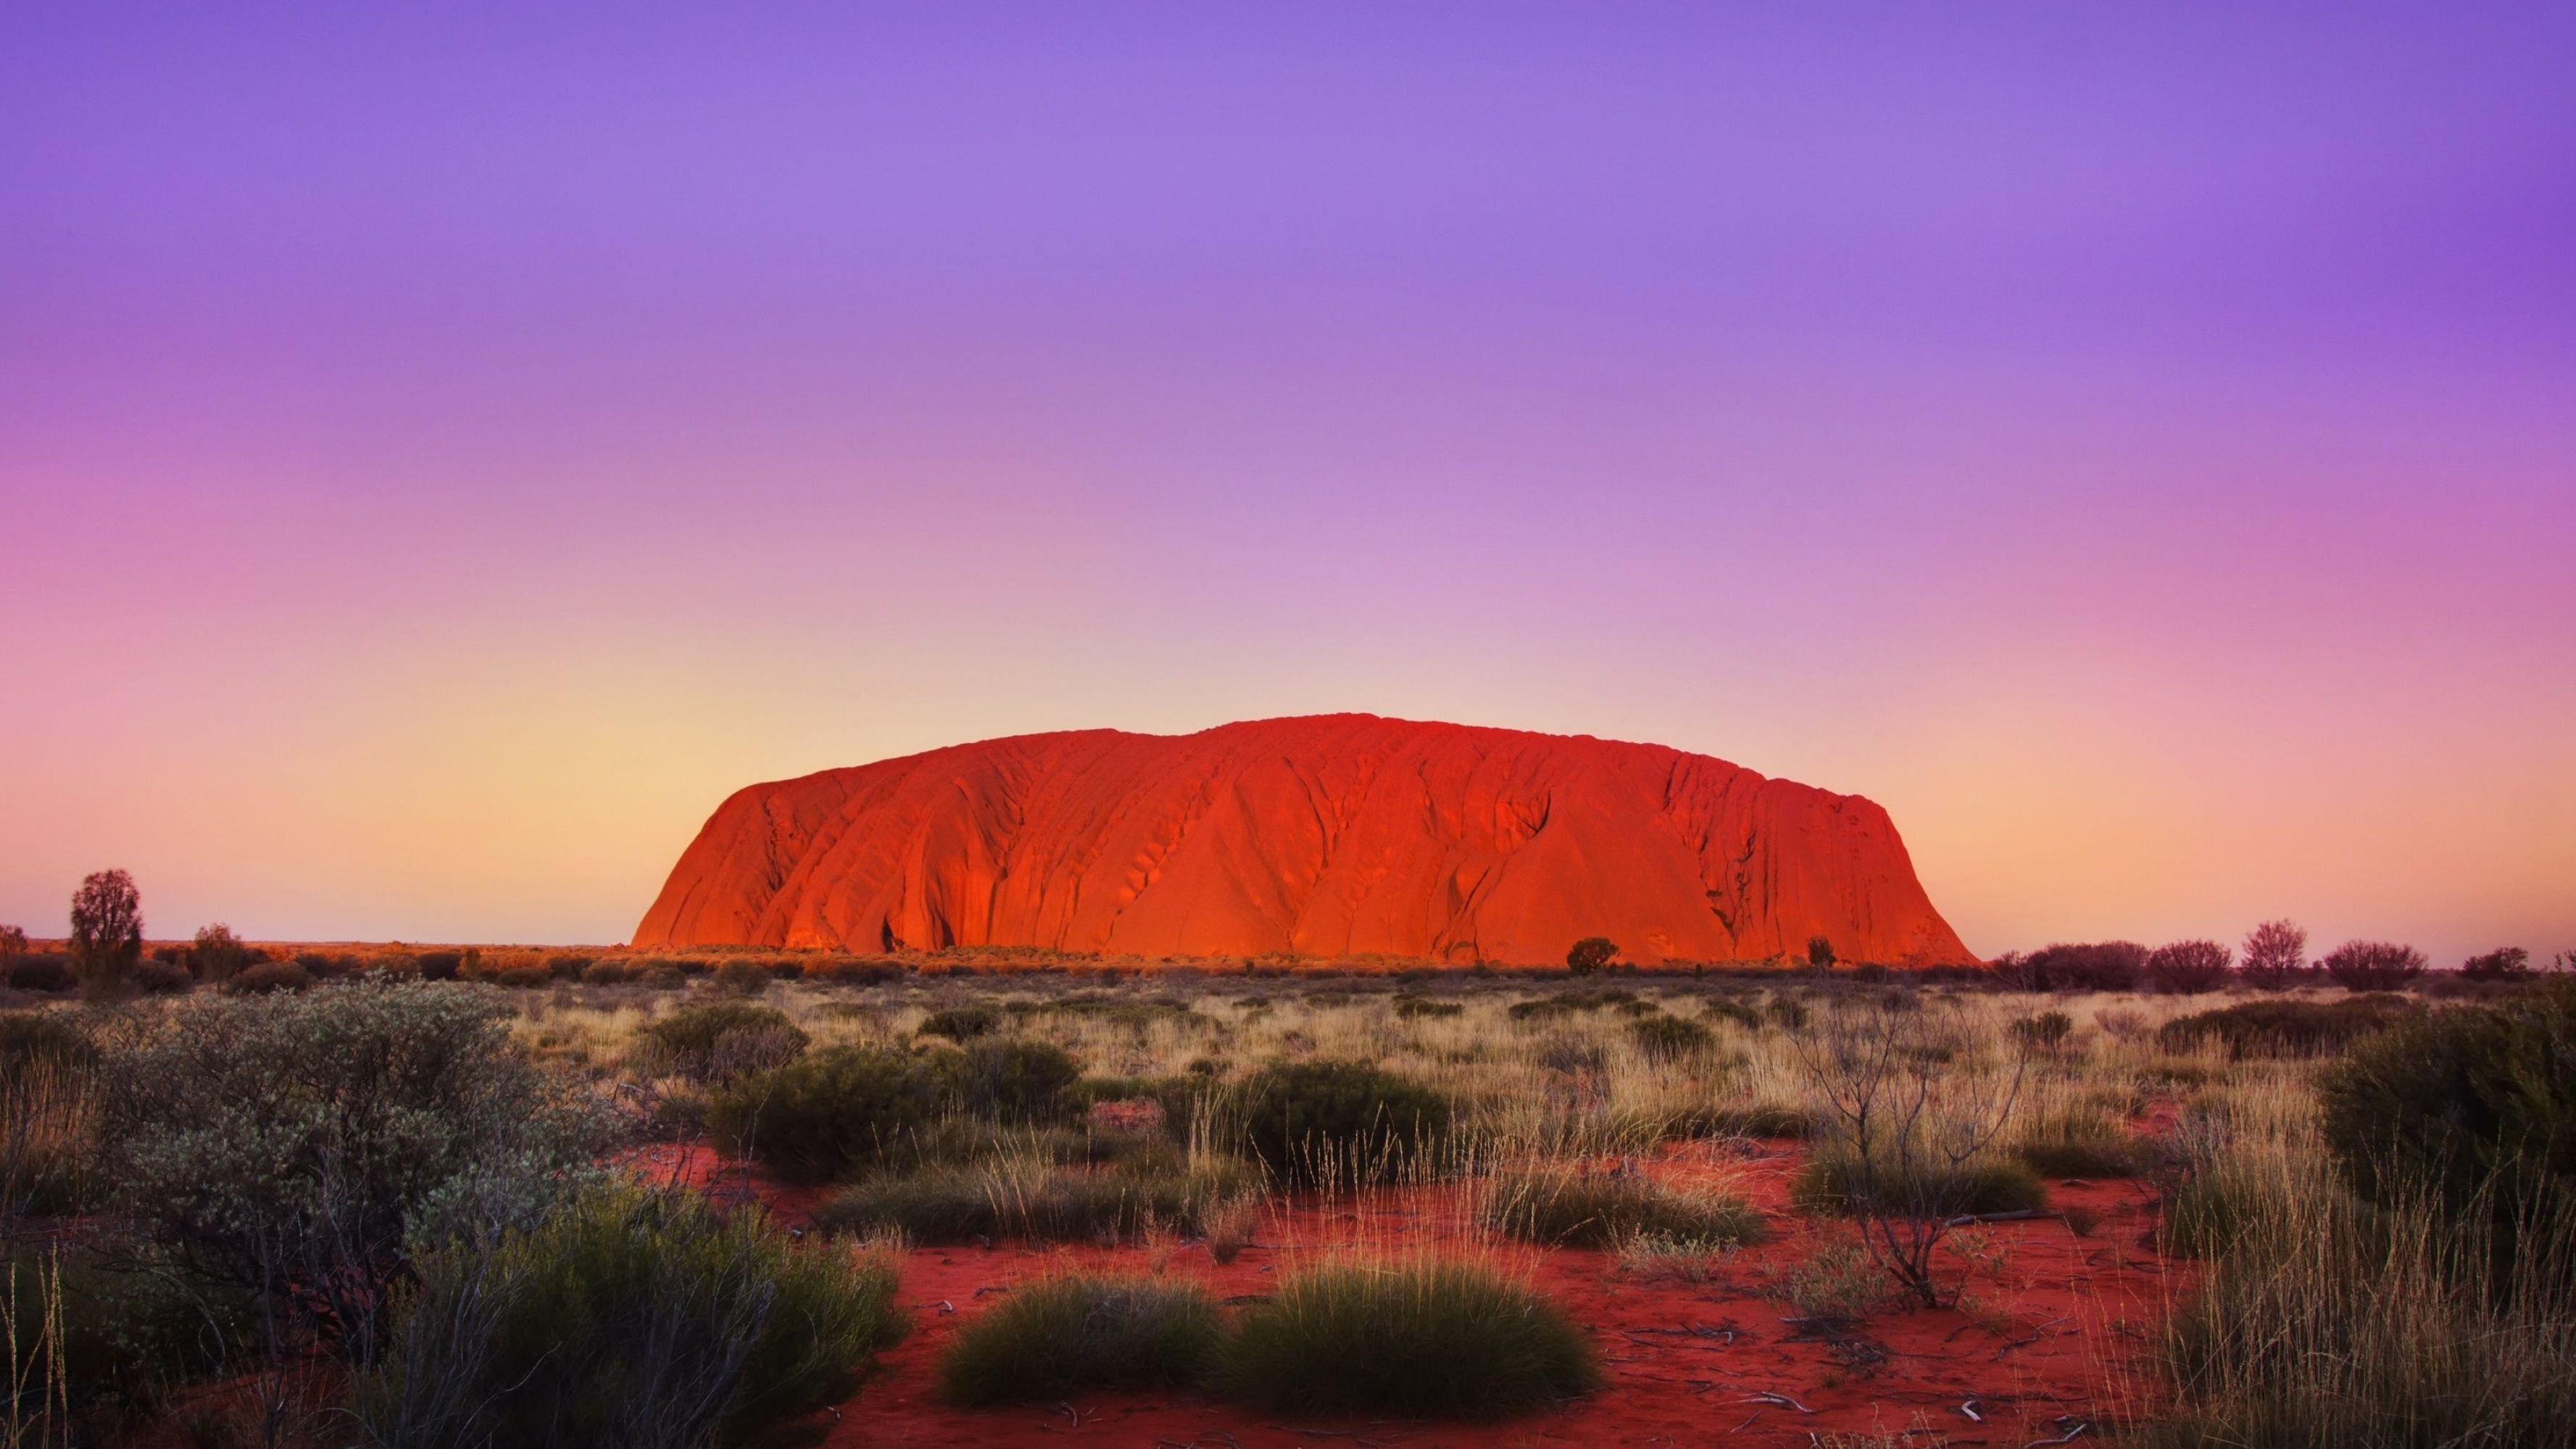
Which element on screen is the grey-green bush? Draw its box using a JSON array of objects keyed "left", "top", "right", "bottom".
[{"left": 95, "top": 980, "right": 615, "bottom": 1358}]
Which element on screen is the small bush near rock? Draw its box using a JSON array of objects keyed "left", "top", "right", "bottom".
[
  {"left": 709, "top": 1045, "right": 959, "bottom": 1183},
  {"left": 1230, "top": 1059, "right": 1453, "bottom": 1187},
  {"left": 956, "top": 1037, "right": 1084, "bottom": 1124},
  {"left": 637, "top": 1000, "right": 810, "bottom": 1082},
  {"left": 918, "top": 1005, "right": 1001, "bottom": 1041},
  {"left": 1627, "top": 1013, "right": 1713, "bottom": 1063}
]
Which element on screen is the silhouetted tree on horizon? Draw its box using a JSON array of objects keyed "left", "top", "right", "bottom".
[{"left": 71, "top": 868, "right": 144, "bottom": 1000}]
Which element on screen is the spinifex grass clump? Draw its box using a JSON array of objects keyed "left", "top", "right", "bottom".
[
  {"left": 1792, "top": 1143, "right": 2046, "bottom": 1218},
  {"left": 1216, "top": 1255, "right": 1600, "bottom": 1418},
  {"left": 818, "top": 1147, "right": 1255, "bottom": 1245},
  {"left": 355, "top": 1184, "right": 907, "bottom": 1449},
  {"left": 1228, "top": 1058, "right": 1453, "bottom": 1187},
  {"left": 1626, "top": 1013, "right": 1713, "bottom": 1063},
  {"left": 937, "top": 1274, "right": 1220, "bottom": 1406},
  {"left": 1479, "top": 1165, "right": 1767, "bottom": 1250},
  {"left": 2011, "top": 1106, "right": 2148, "bottom": 1179},
  {"left": 2150, "top": 1174, "right": 2576, "bottom": 1448}
]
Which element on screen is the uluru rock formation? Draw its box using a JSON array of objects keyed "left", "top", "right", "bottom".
[{"left": 634, "top": 715, "right": 1975, "bottom": 967}]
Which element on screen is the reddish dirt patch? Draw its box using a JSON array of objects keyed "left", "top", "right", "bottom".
[{"left": 672, "top": 1140, "right": 2182, "bottom": 1448}]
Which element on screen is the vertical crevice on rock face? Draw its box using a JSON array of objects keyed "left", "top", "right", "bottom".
[{"left": 633, "top": 713, "right": 1976, "bottom": 967}]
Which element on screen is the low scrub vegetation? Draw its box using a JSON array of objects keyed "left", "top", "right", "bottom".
[
  {"left": 937, "top": 1274, "right": 1218, "bottom": 1406},
  {"left": 2156, "top": 995, "right": 2422, "bottom": 1058},
  {"left": 1228, "top": 1058, "right": 1453, "bottom": 1187},
  {"left": 1216, "top": 1256, "right": 1600, "bottom": 1418},
  {"left": 1480, "top": 1165, "right": 1766, "bottom": 1249},
  {"left": 355, "top": 1183, "right": 907, "bottom": 1449},
  {"left": 708, "top": 1044, "right": 957, "bottom": 1183}
]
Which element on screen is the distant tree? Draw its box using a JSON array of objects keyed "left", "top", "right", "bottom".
[
  {"left": 2459, "top": 947, "right": 2530, "bottom": 981},
  {"left": 2147, "top": 939, "right": 2232, "bottom": 994},
  {"left": 1806, "top": 934, "right": 1836, "bottom": 969},
  {"left": 70, "top": 868, "right": 144, "bottom": 999},
  {"left": 2019, "top": 941, "right": 2148, "bottom": 992},
  {"left": 1565, "top": 938, "right": 1617, "bottom": 976},
  {"left": 191, "top": 923, "right": 257, "bottom": 983},
  {"left": 0, "top": 925, "right": 25, "bottom": 961},
  {"left": 2239, "top": 920, "right": 2307, "bottom": 989},
  {"left": 2322, "top": 940, "right": 2427, "bottom": 992}
]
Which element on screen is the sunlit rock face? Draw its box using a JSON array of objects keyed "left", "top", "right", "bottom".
[{"left": 634, "top": 715, "right": 1974, "bottom": 968}]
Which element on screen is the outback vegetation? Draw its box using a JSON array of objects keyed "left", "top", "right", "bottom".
[{"left": 2, "top": 885, "right": 2570, "bottom": 1447}]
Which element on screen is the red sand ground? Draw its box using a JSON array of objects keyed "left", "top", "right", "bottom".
[{"left": 643, "top": 1139, "right": 2183, "bottom": 1449}]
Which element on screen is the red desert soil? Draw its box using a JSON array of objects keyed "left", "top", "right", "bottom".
[
  {"left": 649, "top": 1142, "right": 2180, "bottom": 1449},
  {"left": 634, "top": 714, "right": 1975, "bottom": 968}
]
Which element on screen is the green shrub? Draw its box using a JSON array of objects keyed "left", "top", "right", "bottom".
[
  {"left": 1701, "top": 998, "right": 1763, "bottom": 1031},
  {"left": 818, "top": 1153, "right": 1253, "bottom": 1246},
  {"left": 3, "top": 955, "right": 75, "bottom": 994},
  {"left": 2322, "top": 939, "right": 2428, "bottom": 992},
  {"left": 2319, "top": 981, "right": 2576, "bottom": 1263},
  {"left": 918, "top": 1005, "right": 1000, "bottom": 1041},
  {"left": 1791, "top": 1145, "right": 2048, "bottom": 1218},
  {"left": 956, "top": 1037, "right": 1083, "bottom": 1124},
  {"left": 95, "top": 981, "right": 615, "bottom": 1356},
  {"left": 1230, "top": 1060, "right": 1453, "bottom": 1187},
  {"left": 1627, "top": 1013, "right": 1713, "bottom": 1063},
  {"left": 354, "top": 1183, "right": 905, "bottom": 1449},
  {"left": 1662, "top": 1100, "right": 1811, "bottom": 1139},
  {"left": 1479, "top": 1166, "right": 1767, "bottom": 1249},
  {"left": 637, "top": 1001, "right": 810, "bottom": 1082},
  {"left": 709, "top": 1045, "right": 959, "bottom": 1184},
  {"left": 1216, "top": 1257, "right": 1600, "bottom": 1418},
  {"left": 225, "top": 959, "right": 310, "bottom": 994},
  {"left": 1566, "top": 937, "right": 1617, "bottom": 976},
  {"left": 2012, "top": 1109, "right": 2147, "bottom": 1178},
  {"left": 938, "top": 1274, "right": 1218, "bottom": 1406},
  {"left": 1394, "top": 995, "right": 1463, "bottom": 1020},
  {"left": 2156, "top": 997, "right": 2420, "bottom": 1058},
  {"left": 2156, "top": 1152, "right": 2300, "bottom": 1259},
  {"left": 2008, "top": 1010, "right": 2074, "bottom": 1049}
]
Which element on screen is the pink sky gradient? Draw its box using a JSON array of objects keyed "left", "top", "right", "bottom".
[{"left": 4, "top": 5, "right": 2572, "bottom": 961}]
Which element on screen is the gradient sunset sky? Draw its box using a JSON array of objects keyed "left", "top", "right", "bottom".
[{"left": 4, "top": 4, "right": 2571, "bottom": 962}]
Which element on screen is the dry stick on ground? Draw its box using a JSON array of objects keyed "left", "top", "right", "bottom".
[{"left": 1790, "top": 1000, "right": 2030, "bottom": 1308}]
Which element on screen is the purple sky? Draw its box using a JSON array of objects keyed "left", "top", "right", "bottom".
[{"left": 4, "top": 4, "right": 2572, "bottom": 959}]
